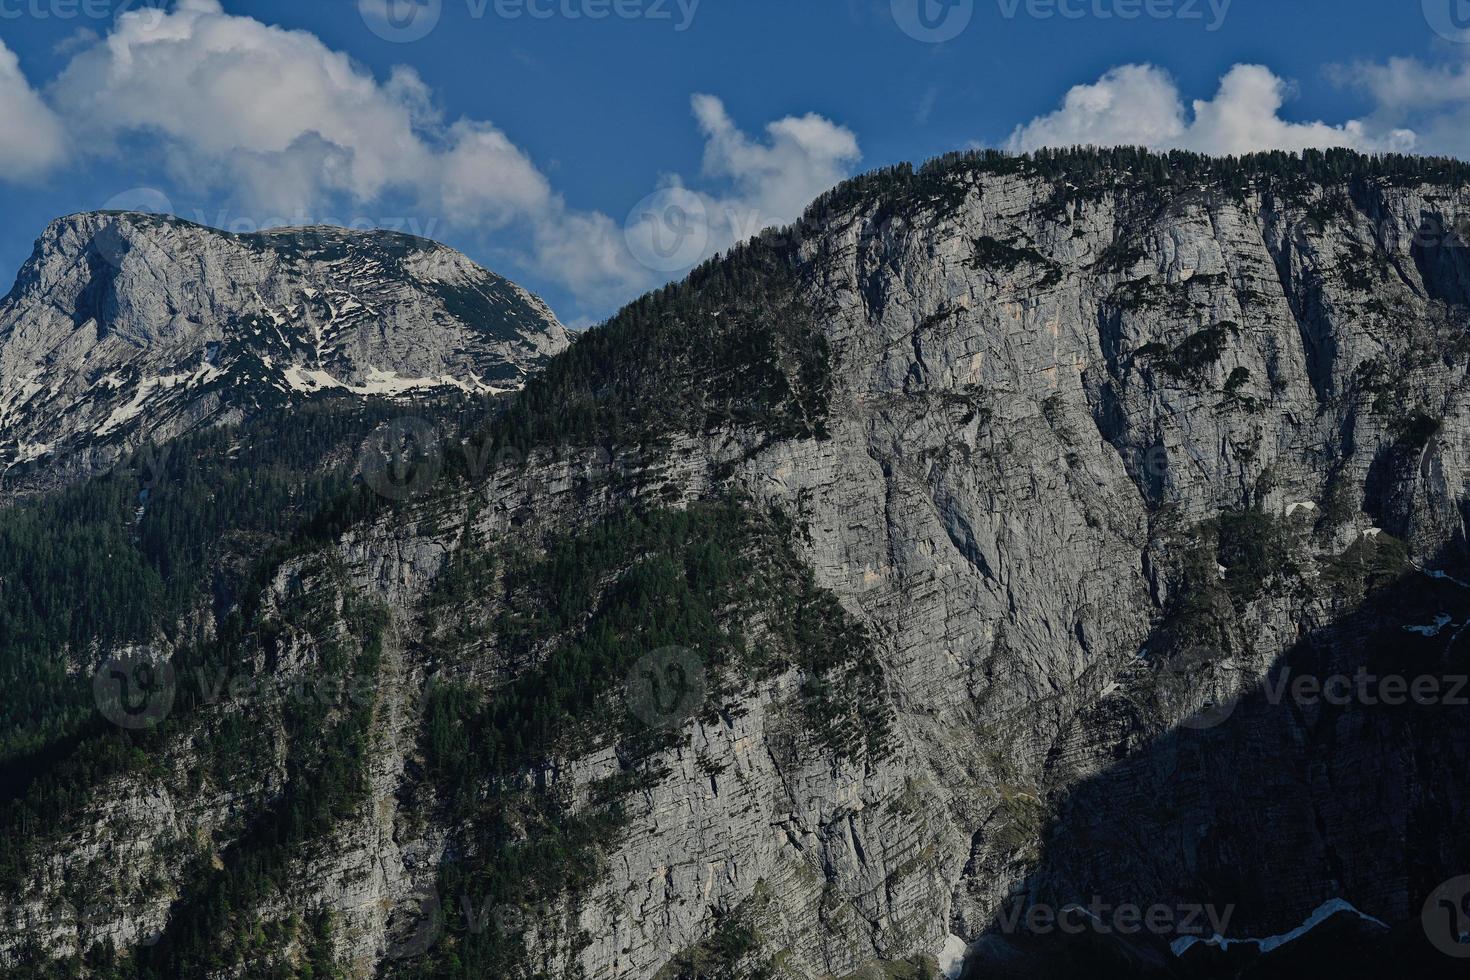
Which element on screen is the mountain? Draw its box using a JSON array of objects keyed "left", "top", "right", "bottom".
[
  {"left": 2, "top": 147, "right": 1470, "bottom": 979},
  {"left": 0, "top": 211, "right": 569, "bottom": 497}
]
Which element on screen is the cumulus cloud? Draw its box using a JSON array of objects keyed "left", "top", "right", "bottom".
[
  {"left": 693, "top": 93, "right": 861, "bottom": 234},
  {"left": 39, "top": 0, "right": 659, "bottom": 311},
  {"left": 50, "top": 0, "right": 459, "bottom": 214},
  {"left": 1004, "top": 65, "right": 1188, "bottom": 151},
  {"left": 1337, "top": 56, "right": 1470, "bottom": 160},
  {"left": 1007, "top": 63, "right": 1415, "bottom": 156},
  {"left": 5, "top": 0, "right": 857, "bottom": 317},
  {"left": 0, "top": 39, "right": 66, "bottom": 180},
  {"left": 527, "top": 96, "right": 861, "bottom": 312}
]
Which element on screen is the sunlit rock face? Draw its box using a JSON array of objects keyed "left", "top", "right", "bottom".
[
  {"left": 3, "top": 153, "right": 1470, "bottom": 979},
  {"left": 0, "top": 211, "right": 569, "bottom": 497}
]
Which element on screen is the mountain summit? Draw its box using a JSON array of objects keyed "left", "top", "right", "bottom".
[
  {"left": 0, "top": 211, "right": 569, "bottom": 495},
  {"left": 2, "top": 149, "right": 1470, "bottom": 978}
]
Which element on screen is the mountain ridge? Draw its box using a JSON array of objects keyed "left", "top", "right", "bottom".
[
  {"left": 2, "top": 147, "right": 1470, "bottom": 978},
  {"left": 0, "top": 210, "right": 570, "bottom": 498}
]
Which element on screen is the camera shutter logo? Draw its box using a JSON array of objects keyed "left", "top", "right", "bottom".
[
  {"left": 1157, "top": 644, "right": 1237, "bottom": 730},
  {"left": 624, "top": 189, "right": 710, "bottom": 274},
  {"left": 892, "top": 0, "right": 974, "bottom": 43},
  {"left": 625, "top": 646, "right": 707, "bottom": 728},
  {"left": 361, "top": 417, "right": 443, "bottom": 501},
  {"left": 93, "top": 656, "right": 177, "bottom": 730},
  {"left": 1424, "top": 0, "right": 1470, "bottom": 43},
  {"left": 1424, "top": 875, "right": 1470, "bottom": 957},
  {"left": 94, "top": 188, "right": 173, "bottom": 271},
  {"left": 360, "top": 0, "right": 443, "bottom": 42}
]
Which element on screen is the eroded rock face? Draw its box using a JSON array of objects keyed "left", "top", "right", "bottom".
[
  {"left": 0, "top": 211, "right": 569, "bottom": 497},
  {"left": 5, "top": 157, "right": 1470, "bottom": 978}
]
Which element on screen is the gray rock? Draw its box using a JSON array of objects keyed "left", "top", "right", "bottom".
[
  {"left": 0, "top": 211, "right": 569, "bottom": 497},
  {"left": 7, "top": 158, "right": 1470, "bottom": 978}
]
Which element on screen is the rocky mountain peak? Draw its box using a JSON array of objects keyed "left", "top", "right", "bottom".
[{"left": 0, "top": 210, "right": 570, "bottom": 497}]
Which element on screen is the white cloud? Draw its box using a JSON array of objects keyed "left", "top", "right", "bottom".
[
  {"left": 1337, "top": 56, "right": 1470, "bottom": 159},
  {"left": 50, "top": 0, "right": 444, "bottom": 212},
  {"left": 1186, "top": 65, "right": 1412, "bottom": 155},
  {"left": 1007, "top": 63, "right": 1415, "bottom": 156},
  {"left": 526, "top": 97, "right": 861, "bottom": 312},
  {"left": 438, "top": 120, "right": 554, "bottom": 227},
  {"left": 0, "top": 39, "right": 65, "bottom": 180},
  {"left": 1005, "top": 65, "right": 1187, "bottom": 152},
  {"left": 8, "top": 0, "right": 857, "bottom": 318},
  {"left": 692, "top": 93, "right": 860, "bottom": 235}
]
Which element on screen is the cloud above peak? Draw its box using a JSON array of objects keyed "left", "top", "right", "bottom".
[
  {"left": 0, "top": 1, "right": 859, "bottom": 318},
  {"left": 49, "top": 1, "right": 453, "bottom": 213},
  {"left": 693, "top": 93, "right": 860, "bottom": 225},
  {"left": 0, "top": 40, "right": 65, "bottom": 180},
  {"left": 7, "top": 3, "right": 1455, "bottom": 322},
  {"left": 1007, "top": 63, "right": 1416, "bottom": 156}
]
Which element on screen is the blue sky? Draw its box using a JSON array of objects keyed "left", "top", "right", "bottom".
[{"left": 0, "top": 0, "right": 1468, "bottom": 324}]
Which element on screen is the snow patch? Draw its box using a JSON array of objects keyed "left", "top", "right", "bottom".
[
  {"left": 94, "top": 360, "right": 221, "bottom": 437},
  {"left": 282, "top": 365, "right": 515, "bottom": 397},
  {"left": 1422, "top": 568, "right": 1470, "bottom": 590},
  {"left": 0, "top": 372, "right": 47, "bottom": 426},
  {"left": 15, "top": 440, "right": 53, "bottom": 462},
  {"left": 1285, "top": 501, "right": 1317, "bottom": 517},
  {"left": 1170, "top": 899, "right": 1385, "bottom": 958},
  {"left": 1405, "top": 614, "right": 1454, "bottom": 637},
  {"left": 937, "top": 935, "right": 968, "bottom": 979}
]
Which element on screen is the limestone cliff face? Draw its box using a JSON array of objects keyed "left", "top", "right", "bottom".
[
  {"left": 0, "top": 212, "right": 569, "bottom": 496},
  {"left": 4, "top": 153, "right": 1470, "bottom": 978}
]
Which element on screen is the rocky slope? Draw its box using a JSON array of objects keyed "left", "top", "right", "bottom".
[
  {"left": 0, "top": 211, "right": 570, "bottom": 497},
  {"left": 3, "top": 148, "right": 1470, "bottom": 979}
]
